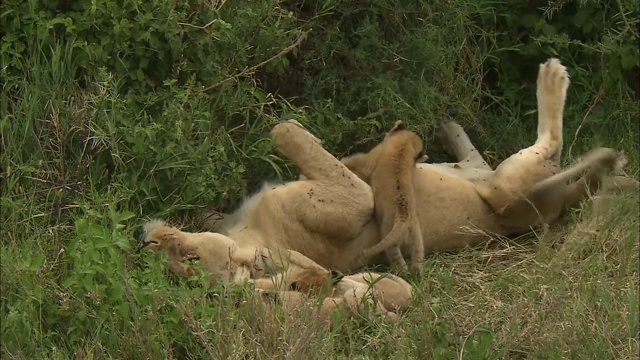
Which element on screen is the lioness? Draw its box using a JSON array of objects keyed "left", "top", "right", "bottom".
[
  {"left": 341, "top": 121, "right": 426, "bottom": 274},
  {"left": 143, "top": 58, "right": 633, "bottom": 280}
]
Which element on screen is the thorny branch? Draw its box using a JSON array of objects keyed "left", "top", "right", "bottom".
[{"left": 203, "top": 29, "right": 312, "bottom": 92}]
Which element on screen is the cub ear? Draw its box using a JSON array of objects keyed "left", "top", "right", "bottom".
[
  {"left": 415, "top": 150, "right": 428, "bottom": 163},
  {"left": 384, "top": 120, "right": 406, "bottom": 140},
  {"left": 388, "top": 120, "right": 405, "bottom": 133},
  {"left": 259, "top": 290, "right": 281, "bottom": 304}
]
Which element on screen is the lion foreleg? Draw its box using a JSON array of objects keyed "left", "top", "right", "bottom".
[{"left": 255, "top": 247, "right": 333, "bottom": 280}]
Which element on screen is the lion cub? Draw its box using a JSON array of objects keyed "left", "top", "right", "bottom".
[{"left": 342, "top": 121, "right": 427, "bottom": 274}]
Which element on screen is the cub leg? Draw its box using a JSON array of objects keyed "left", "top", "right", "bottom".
[
  {"left": 385, "top": 246, "right": 408, "bottom": 273},
  {"left": 409, "top": 220, "right": 424, "bottom": 274},
  {"left": 359, "top": 216, "right": 409, "bottom": 272}
]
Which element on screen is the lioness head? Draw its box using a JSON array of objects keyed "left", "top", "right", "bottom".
[{"left": 139, "top": 220, "right": 263, "bottom": 284}]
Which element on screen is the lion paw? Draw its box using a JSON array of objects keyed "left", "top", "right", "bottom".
[
  {"left": 281, "top": 119, "right": 322, "bottom": 145},
  {"left": 587, "top": 147, "right": 618, "bottom": 171},
  {"left": 537, "top": 58, "right": 570, "bottom": 108}
]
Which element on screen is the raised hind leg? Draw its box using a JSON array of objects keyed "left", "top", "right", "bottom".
[
  {"left": 475, "top": 58, "right": 570, "bottom": 214},
  {"left": 271, "top": 120, "right": 366, "bottom": 188},
  {"left": 265, "top": 120, "right": 375, "bottom": 245},
  {"left": 433, "top": 121, "right": 492, "bottom": 170},
  {"left": 531, "top": 58, "right": 569, "bottom": 163}
]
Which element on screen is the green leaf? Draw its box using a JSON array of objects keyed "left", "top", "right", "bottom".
[
  {"left": 28, "top": 254, "right": 45, "bottom": 271},
  {"left": 519, "top": 14, "right": 538, "bottom": 28},
  {"left": 621, "top": 51, "right": 638, "bottom": 70},
  {"left": 119, "top": 211, "right": 136, "bottom": 222},
  {"left": 541, "top": 23, "right": 556, "bottom": 37},
  {"left": 114, "top": 235, "right": 132, "bottom": 251}
]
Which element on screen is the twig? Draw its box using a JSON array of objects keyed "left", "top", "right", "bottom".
[
  {"left": 203, "top": 29, "right": 312, "bottom": 92},
  {"left": 182, "top": 311, "right": 217, "bottom": 358},
  {"left": 568, "top": 86, "right": 605, "bottom": 159},
  {"left": 178, "top": 19, "right": 218, "bottom": 30},
  {"left": 358, "top": 107, "right": 390, "bottom": 121},
  {"left": 615, "top": 0, "right": 634, "bottom": 35},
  {"left": 459, "top": 323, "right": 489, "bottom": 360}
]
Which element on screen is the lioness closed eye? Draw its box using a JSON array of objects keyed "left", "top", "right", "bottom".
[{"left": 342, "top": 121, "right": 426, "bottom": 274}]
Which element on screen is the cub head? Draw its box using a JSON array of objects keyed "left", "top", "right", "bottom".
[
  {"left": 384, "top": 120, "right": 427, "bottom": 163},
  {"left": 253, "top": 265, "right": 343, "bottom": 297},
  {"left": 288, "top": 267, "right": 344, "bottom": 295},
  {"left": 341, "top": 121, "right": 427, "bottom": 181}
]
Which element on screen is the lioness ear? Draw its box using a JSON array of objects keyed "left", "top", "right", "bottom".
[{"left": 138, "top": 235, "right": 162, "bottom": 253}]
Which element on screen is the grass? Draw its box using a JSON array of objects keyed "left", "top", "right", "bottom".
[
  {"left": 2, "top": 197, "right": 637, "bottom": 358},
  {"left": 1, "top": 0, "right": 639, "bottom": 358}
]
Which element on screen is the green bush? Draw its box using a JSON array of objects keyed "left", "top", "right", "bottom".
[{"left": 1, "top": 0, "right": 638, "bottom": 357}]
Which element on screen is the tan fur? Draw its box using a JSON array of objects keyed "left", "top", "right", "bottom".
[
  {"left": 257, "top": 289, "right": 309, "bottom": 313},
  {"left": 251, "top": 260, "right": 336, "bottom": 295},
  {"left": 252, "top": 261, "right": 413, "bottom": 326},
  {"left": 147, "top": 58, "right": 633, "bottom": 281},
  {"left": 473, "top": 59, "right": 568, "bottom": 222},
  {"left": 341, "top": 121, "right": 426, "bottom": 274},
  {"left": 342, "top": 272, "right": 413, "bottom": 314},
  {"left": 140, "top": 220, "right": 262, "bottom": 283},
  {"left": 140, "top": 220, "right": 332, "bottom": 285}
]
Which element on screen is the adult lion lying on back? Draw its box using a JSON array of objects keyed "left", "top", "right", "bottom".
[{"left": 141, "top": 58, "right": 637, "bottom": 283}]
